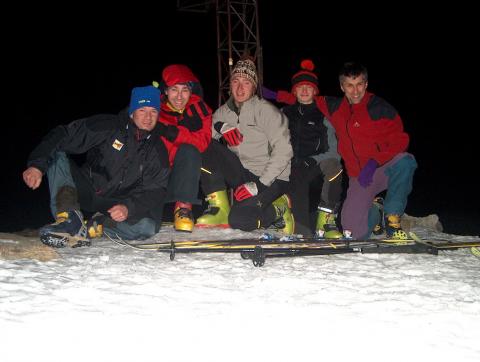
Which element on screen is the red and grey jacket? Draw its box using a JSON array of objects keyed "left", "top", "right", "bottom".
[
  {"left": 316, "top": 92, "right": 409, "bottom": 177},
  {"left": 159, "top": 93, "right": 212, "bottom": 166}
]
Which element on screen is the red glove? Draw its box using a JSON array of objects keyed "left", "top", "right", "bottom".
[
  {"left": 277, "top": 90, "right": 296, "bottom": 105},
  {"left": 234, "top": 182, "right": 258, "bottom": 202},
  {"left": 221, "top": 123, "right": 243, "bottom": 146}
]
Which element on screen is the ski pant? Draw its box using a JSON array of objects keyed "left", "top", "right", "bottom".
[
  {"left": 200, "top": 140, "right": 289, "bottom": 231},
  {"left": 166, "top": 144, "right": 202, "bottom": 205},
  {"left": 289, "top": 158, "right": 343, "bottom": 236},
  {"left": 46, "top": 152, "right": 157, "bottom": 240},
  {"left": 341, "top": 153, "right": 417, "bottom": 239}
]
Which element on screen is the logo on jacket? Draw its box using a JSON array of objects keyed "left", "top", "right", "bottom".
[{"left": 112, "top": 139, "right": 124, "bottom": 151}]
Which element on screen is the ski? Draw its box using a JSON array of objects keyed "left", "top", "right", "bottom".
[
  {"left": 110, "top": 233, "right": 480, "bottom": 267},
  {"left": 471, "top": 247, "right": 480, "bottom": 258},
  {"left": 119, "top": 233, "right": 416, "bottom": 248},
  {"left": 116, "top": 232, "right": 474, "bottom": 250}
]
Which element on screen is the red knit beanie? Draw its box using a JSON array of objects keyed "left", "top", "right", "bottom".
[
  {"left": 162, "top": 64, "right": 199, "bottom": 87},
  {"left": 161, "top": 64, "right": 204, "bottom": 97},
  {"left": 291, "top": 59, "right": 319, "bottom": 94}
]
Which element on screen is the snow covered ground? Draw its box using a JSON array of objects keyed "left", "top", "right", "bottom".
[{"left": 1, "top": 226, "right": 479, "bottom": 362}]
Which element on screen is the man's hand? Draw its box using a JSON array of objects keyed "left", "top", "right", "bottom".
[
  {"left": 234, "top": 182, "right": 259, "bottom": 202},
  {"left": 178, "top": 103, "right": 204, "bottom": 132},
  {"left": 261, "top": 85, "right": 278, "bottom": 101},
  {"left": 358, "top": 159, "right": 378, "bottom": 188},
  {"left": 23, "top": 167, "right": 43, "bottom": 190},
  {"left": 108, "top": 204, "right": 129, "bottom": 222},
  {"left": 155, "top": 122, "right": 179, "bottom": 142},
  {"left": 220, "top": 123, "right": 243, "bottom": 146},
  {"left": 276, "top": 90, "right": 296, "bottom": 105}
]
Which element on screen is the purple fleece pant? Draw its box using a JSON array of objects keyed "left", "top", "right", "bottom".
[{"left": 341, "top": 152, "right": 417, "bottom": 239}]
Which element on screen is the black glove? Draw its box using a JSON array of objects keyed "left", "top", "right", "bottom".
[
  {"left": 178, "top": 103, "right": 204, "bottom": 132},
  {"left": 155, "top": 122, "right": 179, "bottom": 142}
]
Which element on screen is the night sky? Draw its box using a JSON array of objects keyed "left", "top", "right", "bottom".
[{"left": 4, "top": 2, "right": 478, "bottom": 235}]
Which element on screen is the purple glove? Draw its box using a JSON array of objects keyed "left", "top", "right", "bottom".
[
  {"left": 358, "top": 159, "right": 378, "bottom": 188},
  {"left": 261, "top": 85, "right": 277, "bottom": 101}
]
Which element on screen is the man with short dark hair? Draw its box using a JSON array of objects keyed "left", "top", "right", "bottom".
[
  {"left": 264, "top": 61, "right": 417, "bottom": 240},
  {"left": 156, "top": 64, "right": 212, "bottom": 233},
  {"left": 317, "top": 62, "right": 417, "bottom": 239},
  {"left": 23, "top": 86, "right": 170, "bottom": 246}
]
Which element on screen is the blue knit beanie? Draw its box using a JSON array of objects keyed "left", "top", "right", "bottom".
[{"left": 128, "top": 86, "right": 161, "bottom": 115}]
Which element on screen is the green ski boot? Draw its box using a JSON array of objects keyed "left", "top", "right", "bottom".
[
  {"left": 315, "top": 206, "right": 342, "bottom": 239},
  {"left": 271, "top": 194, "right": 295, "bottom": 235},
  {"left": 195, "top": 190, "right": 231, "bottom": 228}
]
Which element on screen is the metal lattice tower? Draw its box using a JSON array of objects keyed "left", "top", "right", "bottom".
[
  {"left": 176, "top": 0, "right": 213, "bottom": 13},
  {"left": 177, "top": 0, "right": 263, "bottom": 107}
]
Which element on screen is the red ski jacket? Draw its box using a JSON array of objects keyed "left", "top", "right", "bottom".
[
  {"left": 159, "top": 93, "right": 212, "bottom": 166},
  {"left": 316, "top": 92, "right": 409, "bottom": 177}
]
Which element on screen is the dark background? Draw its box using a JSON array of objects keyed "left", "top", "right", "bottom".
[{"left": 3, "top": 2, "right": 478, "bottom": 235}]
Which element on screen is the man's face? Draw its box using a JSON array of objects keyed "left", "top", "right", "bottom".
[
  {"left": 230, "top": 76, "right": 255, "bottom": 105},
  {"left": 166, "top": 84, "right": 192, "bottom": 111},
  {"left": 340, "top": 75, "right": 368, "bottom": 104},
  {"left": 294, "top": 84, "right": 316, "bottom": 104},
  {"left": 131, "top": 106, "right": 159, "bottom": 131}
]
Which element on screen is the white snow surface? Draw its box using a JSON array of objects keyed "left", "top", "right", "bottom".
[{"left": 1, "top": 226, "right": 479, "bottom": 362}]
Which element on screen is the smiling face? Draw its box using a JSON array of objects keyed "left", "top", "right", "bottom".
[
  {"left": 166, "top": 84, "right": 192, "bottom": 111},
  {"left": 230, "top": 76, "right": 255, "bottom": 105},
  {"left": 294, "top": 84, "right": 316, "bottom": 104},
  {"left": 340, "top": 75, "right": 368, "bottom": 104},
  {"left": 131, "top": 106, "right": 159, "bottom": 131}
]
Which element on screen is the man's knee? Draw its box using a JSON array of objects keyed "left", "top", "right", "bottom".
[
  {"left": 175, "top": 144, "right": 201, "bottom": 164},
  {"left": 111, "top": 218, "right": 157, "bottom": 240},
  {"left": 229, "top": 205, "right": 258, "bottom": 231},
  {"left": 398, "top": 154, "right": 417, "bottom": 170},
  {"left": 134, "top": 218, "right": 157, "bottom": 238},
  {"left": 388, "top": 154, "right": 417, "bottom": 176},
  {"left": 51, "top": 151, "right": 68, "bottom": 163},
  {"left": 319, "top": 158, "right": 343, "bottom": 180}
]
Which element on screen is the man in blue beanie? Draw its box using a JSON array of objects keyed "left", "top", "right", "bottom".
[
  {"left": 129, "top": 85, "right": 161, "bottom": 116},
  {"left": 22, "top": 86, "right": 170, "bottom": 247}
]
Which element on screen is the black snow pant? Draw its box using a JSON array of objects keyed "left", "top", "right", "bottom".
[
  {"left": 200, "top": 140, "right": 289, "bottom": 231},
  {"left": 46, "top": 152, "right": 161, "bottom": 240},
  {"left": 288, "top": 158, "right": 343, "bottom": 236}
]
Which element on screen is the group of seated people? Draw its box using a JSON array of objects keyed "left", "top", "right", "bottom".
[{"left": 22, "top": 58, "right": 416, "bottom": 247}]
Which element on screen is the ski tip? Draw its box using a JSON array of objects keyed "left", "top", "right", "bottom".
[
  {"left": 471, "top": 247, "right": 480, "bottom": 258},
  {"left": 408, "top": 231, "right": 420, "bottom": 241}
]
